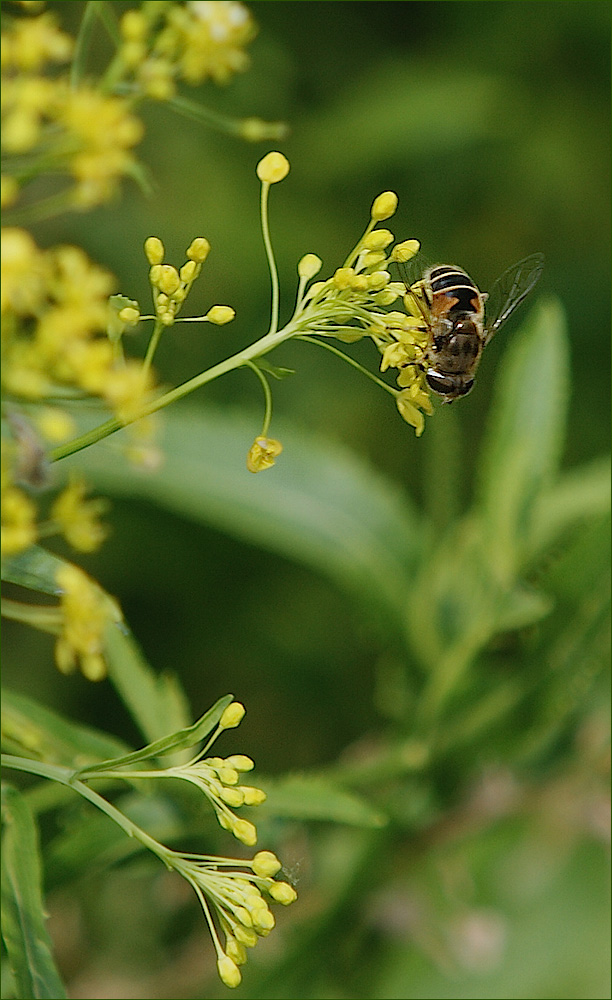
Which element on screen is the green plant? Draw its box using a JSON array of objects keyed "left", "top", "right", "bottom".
[{"left": 2, "top": 3, "right": 609, "bottom": 999}]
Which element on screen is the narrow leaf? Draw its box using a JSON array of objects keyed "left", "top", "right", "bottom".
[
  {"left": 75, "top": 694, "right": 233, "bottom": 777},
  {"left": 1, "top": 689, "right": 129, "bottom": 767},
  {"left": 69, "top": 405, "right": 425, "bottom": 633},
  {"left": 1, "top": 786, "right": 67, "bottom": 999},
  {"left": 477, "top": 297, "right": 570, "bottom": 579},
  {"left": 258, "top": 774, "right": 387, "bottom": 827}
]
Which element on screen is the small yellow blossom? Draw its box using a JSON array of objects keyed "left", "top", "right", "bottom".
[
  {"left": 55, "top": 564, "right": 108, "bottom": 681},
  {"left": 256, "top": 151, "right": 290, "bottom": 184},
  {"left": 246, "top": 437, "right": 283, "bottom": 473},
  {"left": 35, "top": 407, "right": 75, "bottom": 443},
  {"left": 1, "top": 486, "right": 37, "bottom": 556},
  {"left": 51, "top": 475, "right": 108, "bottom": 553}
]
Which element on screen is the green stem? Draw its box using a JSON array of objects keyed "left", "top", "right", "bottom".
[
  {"left": 50, "top": 323, "right": 297, "bottom": 462},
  {"left": 296, "top": 335, "right": 398, "bottom": 397},
  {"left": 1, "top": 754, "right": 169, "bottom": 863},
  {"left": 260, "top": 181, "right": 280, "bottom": 336},
  {"left": 142, "top": 318, "right": 166, "bottom": 377},
  {"left": 243, "top": 361, "right": 273, "bottom": 436}
]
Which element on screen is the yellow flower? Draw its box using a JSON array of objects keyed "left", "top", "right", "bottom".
[
  {"left": 246, "top": 437, "right": 282, "bottom": 473},
  {"left": 55, "top": 564, "right": 108, "bottom": 681},
  {"left": 3, "top": 12, "right": 72, "bottom": 72},
  {"left": 51, "top": 475, "right": 108, "bottom": 553},
  {"left": 1, "top": 485, "right": 37, "bottom": 556},
  {"left": 168, "top": 1, "right": 256, "bottom": 85}
]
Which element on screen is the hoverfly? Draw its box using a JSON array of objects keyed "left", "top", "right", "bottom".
[{"left": 402, "top": 253, "right": 544, "bottom": 401}]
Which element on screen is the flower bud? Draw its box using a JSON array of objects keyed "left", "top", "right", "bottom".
[
  {"left": 206, "top": 305, "right": 235, "bottom": 325},
  {"left": 180, "top": 260, "right": 197, "bottom": 282},
  {"left": 157, "top": 265, "right": 180, "bottom": 295},
  {"left": 391, "top": 239, "right": 420, "bottom": 263},
  {"left": 220, "top": 702, "right": 246, "bottom": 729},
  {"left": 252, "top": 851, "right": 281, "bottom": 877},
  {"left": 298, "top": 253, "right": 322, "bottom": 279},
  {"left": 186, "top": 237, "right": 210, "bottom": 263},
  {"left": 144, "top": 237, "right": 164, "bottom": 265},
  {"left": 256, "top": 151, "right": 290, "bottom": 184},
  {"left": 268, "top": 881, "right": 298, "bottom": 905},
  {"left": 362, "top": 229, "right": 394, "bottom": 250},
  {"left": 371, "top": 191, "right": 398, "bottom": 221},
  {"left": 217, "top": 955, "right": 242, "bottom": 989}
]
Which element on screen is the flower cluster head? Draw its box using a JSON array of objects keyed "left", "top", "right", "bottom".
[
  {"left": 54, "top": 563, "right": 113, "bottom": 681},
  {"left": 1, "top": 9, "right": 143, "bottom": 211},
  {"left": 118, "top": 1, "right": 256, "bottom": 100},
  {"left": 172, "top": 848, "right": 297, "bottom": 988},
  {"left": 1, "top": 228, "right": 153, "bottom": 422},
  {"left": 160, "top": 701, "right": 295, "bottom": 989},
  {"left": 145, "top": 236, "right": 235, "bottom": 327},
  {"left": 276, "top": 175, "right": 434, "bottom": 435}
]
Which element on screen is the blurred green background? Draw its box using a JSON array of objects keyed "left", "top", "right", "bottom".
[{"left": 3, "top": 2, "right": 610, "bottom": 998}]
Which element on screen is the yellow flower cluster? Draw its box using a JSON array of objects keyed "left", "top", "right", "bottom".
[
  {"left": 168, "top": 750, "right": 266, "bottom": 846},
  {"left": 1, "top": 11, "right": 143, "bottom": 210},
  {"left": 54, "top": 563, "right": 110, "bottom": 681},
  {"left": 119, "top": 1, "right": 256, "bottom": 100},
  {"left": 1, "top": 228, "right": 152, "bottom": 421},
  {"left": 145, "top": 235, "right": 235, "bottom": 327},
  {"left": 287, "top": 188, "right": 434, "bottom": 435}
]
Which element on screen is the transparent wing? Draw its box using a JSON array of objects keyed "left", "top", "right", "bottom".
[{"left": 484, "top": 252, "right": 544, "bottom": 343}]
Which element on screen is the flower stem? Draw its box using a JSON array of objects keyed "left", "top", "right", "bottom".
[
  {"left": 260, "top": 181, "right": 280, "bottom": 336},
  {"left": 50, "top": 323, "right": 297, "bottom": 462},
  {"left": 1, "top": 754, "right": 169, "bottom": 862}
]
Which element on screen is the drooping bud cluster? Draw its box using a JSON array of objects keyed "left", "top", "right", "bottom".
[{"left": 171, "top": 848, "right": 297, "bottom": 989}]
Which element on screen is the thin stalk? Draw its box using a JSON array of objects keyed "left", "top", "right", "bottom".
[
  {"left": 243, "top": 361, "right": 273, "bottom": 435},
  {"left": 296, "top": 335, "right": 398, "bottom": 397},
  {"left": 260, "top": 182, "right": 280, "bottom": 336},
  {"left": 1, "top": 754, "right": 170, "bottom": 863},
  {"left": 50, "top": 322, "right": 296, "bottom": 462}
]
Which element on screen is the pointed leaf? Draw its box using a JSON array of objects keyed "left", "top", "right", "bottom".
[
  {"left": 1, "top": 786, "right": 67, "bottom": 999},
  {"left": 69, "top": 405, "right": 425, "bottom": 632},
  {"left": 259, "top": 774, "right": 387, "bottom": 827},
  {"left": 75, "top": 694, "right": 233, "bottom": 777},
  {"left": 477, "top": 297, "right": 570, "bottom": 579}
]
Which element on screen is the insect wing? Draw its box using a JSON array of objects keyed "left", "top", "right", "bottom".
[{"left": 484, "top": 253, "right": 544, "bottom": 343}]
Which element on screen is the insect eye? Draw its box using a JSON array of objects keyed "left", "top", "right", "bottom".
[{"left": 426, "top": 372, "right": 455, "bottom": 394}]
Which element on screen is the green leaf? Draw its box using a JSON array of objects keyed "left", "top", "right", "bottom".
[
  {"left": 1, "top": 786, "right": 67, "bottom": 999},
  {"left": 69, "top": 404, "right": 425, "bottom": 633},
  {"left": 259, "top": 773, "right": 387, "bottom": 827},
  {"left": 477, "top": 297, "right": 570, "bottom": 580},
  {"left": 531, "top": 455, "right": 611, "bottom": 558},
  {"left": 103, "top": 620, "right": 193, "bottom": 747},
  {"left": 75, "top": 694, "right": 233, "bottom": 777},
  {"left": 1, "top": 689, "right": 129, "bottom": 767}
]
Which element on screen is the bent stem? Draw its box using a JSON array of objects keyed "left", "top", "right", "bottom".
[{"left": 1, "top": 754, "right": 170, "bottom": 864}]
